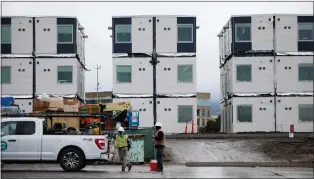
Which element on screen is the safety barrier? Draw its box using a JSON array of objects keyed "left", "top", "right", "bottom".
[{"left": 184, "top": 120, "right": 198, "bottom": 134}]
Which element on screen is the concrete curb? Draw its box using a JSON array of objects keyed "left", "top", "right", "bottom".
[
  {"left": 166, "top": 133, "right": 313, "bottom": 139},
  {"left": 185, "top": 162, "right": 314, "bottom": 168}
]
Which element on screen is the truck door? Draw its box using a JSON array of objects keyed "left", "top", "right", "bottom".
[
  {"left": 1, "top": 121, "right": 19, "bottom": 160},
  {"left": 16, "top": 121, "right": 40, "bottom": 160}
]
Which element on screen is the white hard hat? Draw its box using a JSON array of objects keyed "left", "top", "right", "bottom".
[
  {"left": 155, "top": 122, "right": 162, "bottom": 127},
  {"left": 118, "top": 127, "right": 124, "bottom": 132}
]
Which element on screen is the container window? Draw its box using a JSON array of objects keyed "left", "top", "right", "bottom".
[
  {"left": 178, "top": 105, "right": 193, "bottom": 123},
  {"left": 115, "top": 24, "right": 131, "bottom": 43},
  {"left": 57, "top": 25, "right": 73, "bottom": 43},
  {"left": 235, "top": 23, "right": 251, "bottom": 42},
  {"left": 1, "top": 25, "right": 11, "bottom": 44},
  {"left": 298, "top": 63, "right": 313, "bottom": 81},
  {"left": 177, "top": 64, "right": 193, "bottom": 83},
  {"left": 177, "top": 24, "right": 193, "bottom": 43},
  {"left": 1, "top": 66, "right": 11, "bottom": 84},
  {"left": 116, "top": 65, "right": 132, "bottom": 83},
  {"left": 197, "top": 109, "right": 200, "bottom": 116},
  {"left": 237, "top": 105, "right": 252, "bottom": 122},
  {"left": 299, "top": 104, "right": 313, "bottom": 122},
  {"left": 298, "top": 23, "right": 313, "bottom": 41},
  {"left": 236, "top": 65, "right": 252, "bottom": 82},
  {"left": 57, "top": 66, "right": 73, "bottom": 84}
]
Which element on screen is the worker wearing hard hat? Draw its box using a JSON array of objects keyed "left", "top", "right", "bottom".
[
  {"left": 114, "top": 127, "right": 132, "bottom": 172},
  {"left": 152, "top": 122, "right": 166, "bottom": 172}
]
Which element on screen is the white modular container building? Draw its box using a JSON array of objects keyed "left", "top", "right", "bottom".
[
  {"left": 1, "top": 16, "right": 87, "bottom": 100},
  {"left": 275, "top": 55, "right": 313, "bottom": 93},
  {"left": 111, "top": 15, "right": 196, "bottom": 54},
  {"left": 112, "top": 56, "right": 197, "bottom": 95},
  {"left": 113, "top": 95, "right": 197, "bottom": 134},
  {"left": 221, "top": 96, "right": 275, "bottom": 133},
  {"left": 2, "top": 16, "right": 86, "bottom": 56},
  {"left": 112, "top": 57, "right": 153, "bottom": 95},
  {"left": 221, "top": 56, "right": 275, "bottom": 94},
  {"left": 35, "top": 57, "right": 85, "bottom": 97},
  {"left": 219, "top": 14, "right": 313, "bottom": 133},
  {"left": 221, "top": 94, "right": 313, "bottom": 133},
  {"left": 14, "top": 98, "right": 34, "bottom": 113},
  {"left": 1, "top": 58, "right": 33, "bottom": 95},
  {"left": 156, "top": 57, "right": 196, "bottom": 95},
  {"left": 276, "top": 95, "right": 313, "bottom": 132},
  {"left": 111, "top": 15, "right": 198, "bottom": 134},
  {"left": 220, "top": 55, "right": 313, "bottom": 96},
  {"left": 218, "top": 14, "right": 313, "bottom": 63},
  {"left": 1, "top": 17, "right": 34, "bottom": 54}
]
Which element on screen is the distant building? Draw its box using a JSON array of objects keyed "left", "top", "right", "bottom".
[
  {"left": 197, "top": 92, "right": 211, "bottom": 127},
  {"left": 85, "top": 91, "right": 112, "bottom": 104}
]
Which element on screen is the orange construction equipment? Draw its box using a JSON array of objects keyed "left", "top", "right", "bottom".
[
  {"left": 191, "top": 120, "right": 195, "bottom": 134},
  {"left": 78, "top": 104, "right": 101, "bottom": 125},
  {"left": 184, "top": 120, "right": 198, "bottom": 134},
  {"left": 185, "top": 121, "right": 188, "bottom": 134}
]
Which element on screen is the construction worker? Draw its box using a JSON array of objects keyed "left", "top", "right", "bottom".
[
  {"left": 152, "top": 122, "right": 166, "bottom": 172},
  {"left": 114, "top": 127, "right": 132, "bottom": 172}
]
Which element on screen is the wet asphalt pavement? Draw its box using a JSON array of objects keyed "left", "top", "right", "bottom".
[{"left": 1, "top": 164, "right": 313, "bottom": 178}]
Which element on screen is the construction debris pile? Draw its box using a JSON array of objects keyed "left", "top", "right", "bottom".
[{"left": 33, "top": 93, "right": 80, "bottom": 113}]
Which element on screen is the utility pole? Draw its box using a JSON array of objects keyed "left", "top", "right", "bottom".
[{"left": 94, "top": 65, "right": 101, "bottom": 104}]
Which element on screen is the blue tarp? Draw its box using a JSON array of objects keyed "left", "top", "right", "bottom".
[{"left": 1, "top": 97, "right": 15, "bottom": 106}]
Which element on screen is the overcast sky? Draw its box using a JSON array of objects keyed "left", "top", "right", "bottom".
[{"left": 2, "top": 1, "right": 313, "bottom": 100}]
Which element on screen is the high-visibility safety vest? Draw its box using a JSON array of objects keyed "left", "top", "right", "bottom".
[
  {"left": 154, "top": 130, "right": 166, "bottom": 146},
  {"left": 115, "top": 135, "right": 128, "bottom": 148}
]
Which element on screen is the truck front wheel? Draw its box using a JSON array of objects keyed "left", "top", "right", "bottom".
[{"left": 59, "top": 147, "right": 86, "bottom": 172}]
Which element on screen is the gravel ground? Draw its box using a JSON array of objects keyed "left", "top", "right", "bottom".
[{"left": 164, "top": 139, "right": 314, "bottom": 164}]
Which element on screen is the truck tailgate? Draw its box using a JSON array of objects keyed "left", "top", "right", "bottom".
[{"left": 81, "top": 135, "right": 108, "bottom": 160}]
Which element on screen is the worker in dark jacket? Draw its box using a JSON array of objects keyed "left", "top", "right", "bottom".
[{"left": 152, "top": 122, "right": 166, "bottom": 172}]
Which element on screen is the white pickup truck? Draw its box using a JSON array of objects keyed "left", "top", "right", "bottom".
[{"left": 1, "top": 117, "right": 109, "bottom": 171}]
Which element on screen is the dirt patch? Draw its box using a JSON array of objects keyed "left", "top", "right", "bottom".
[{"left": 262, "top": 140, "right": 314, "bottom": 163}]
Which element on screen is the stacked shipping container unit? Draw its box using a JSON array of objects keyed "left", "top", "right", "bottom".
[
  {"left": 218, "top": 14, "right": 314, "bottom": 133},
  {"left": 111, "top": 15, "right": 198, "bottom": 134},
  {"left": 1, "top": 16, "right": 87, "bottom": 113}
]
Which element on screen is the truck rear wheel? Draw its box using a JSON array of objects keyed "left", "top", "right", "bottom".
[{"left": 59, "top": 147, "right": 86, "bottom": 172}]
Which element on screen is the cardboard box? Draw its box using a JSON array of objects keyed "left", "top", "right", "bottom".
[
  {"left": 63, "top": 104, "right": 79, "bottom": 112},
  {"left": 33, "top": 98, "right": 50, "bottom": 109},
  {"left": 49, "top": 100, "right": 64, "bottom": 109},
  {"left": 64, "top": 98, "right": 79, "bottom": 105}
]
